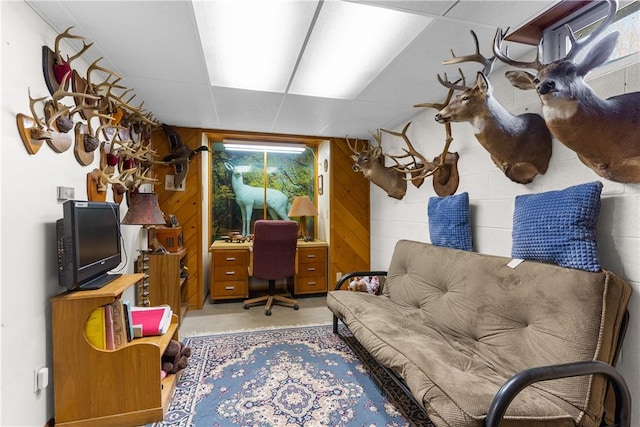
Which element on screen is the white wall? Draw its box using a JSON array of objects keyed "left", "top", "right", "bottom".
[
  {"left": 1, "top": 3, "right": 141, "bottom": 425},
  {"left": 371, "top": 52, "right": 640, "bottom": 422}
]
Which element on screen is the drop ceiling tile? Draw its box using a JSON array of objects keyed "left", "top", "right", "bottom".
[
  {"left": 127, "top": 77, "right": 217, "bottom": 128},
  {"left": 211, "top": 87, "right": 286, "bottom": 133},
  {"left": 445, "top": 1, "right": 557, "bottom": 28}
]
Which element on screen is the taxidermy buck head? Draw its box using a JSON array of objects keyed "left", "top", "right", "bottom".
[
  {"left": 493, "top": 0, "right": 640, "bottom": 183},
  {"left": 435, "top": 31, "right": 552, "bottom": 184},
  {"left": 347, "top": 135, "right": 407, "bottom": 200}
]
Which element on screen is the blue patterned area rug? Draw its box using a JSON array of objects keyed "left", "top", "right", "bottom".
[{"left": 149, "top": 324, "right": 434, "bottom": 427}]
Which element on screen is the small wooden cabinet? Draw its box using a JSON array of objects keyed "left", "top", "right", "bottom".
[
  {"left": 50, "top": 274, "right": 179, "bottom": 427},
  {"left": 210, "top": 247, "right": 249, "bottom": 301},
  {"left": 295, "top": 245, "right": 328, "bottom": 295},
  {"left": 136, "top": 248, "right": 188, "bottom": 324}
]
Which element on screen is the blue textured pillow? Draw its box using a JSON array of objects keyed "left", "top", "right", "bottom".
[
  {"left": 428, "top": 192, "right": 472, "bottom": 251},
  {"left": 512, "top": 181, "right": 603, "bottom": 271}
]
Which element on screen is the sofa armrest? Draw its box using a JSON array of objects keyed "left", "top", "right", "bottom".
[
  {"left": 331, "top": 271, "right": 387, "bottom": 333},
  {"left": 334, "top": 271, "right": 388, "bottom": 291},
  {"left": 486, "top": 360, "right": 631, "bottom": 427}
]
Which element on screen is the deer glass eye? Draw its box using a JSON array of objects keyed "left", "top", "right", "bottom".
[
  {"left": 462, "top": 96, "right": 470, "bottom": 101},
  {"left": 533, "top": 77, "right": 540, "bottom": 85}
]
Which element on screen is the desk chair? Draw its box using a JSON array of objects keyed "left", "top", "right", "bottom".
[{"left": 243, "top": 220, "right": 299, "bottom": 316}]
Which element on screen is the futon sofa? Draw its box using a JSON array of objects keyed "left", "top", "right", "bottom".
[{"left": 327, "top": 240, "right": 632, "bottom": 427}]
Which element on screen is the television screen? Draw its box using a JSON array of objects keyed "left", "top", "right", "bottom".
[{"left": 57, "top": 201, "right": 122, "bottom": 291}]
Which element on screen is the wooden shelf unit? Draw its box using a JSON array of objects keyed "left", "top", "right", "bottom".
[
  {"left": 50, "top": 274, "right": 178, "bottom": 427},
  {"left": 137, "top": 248, "right": 188, "bottom": 323}
]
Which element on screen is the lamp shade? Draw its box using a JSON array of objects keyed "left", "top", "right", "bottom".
[
  {"left": 121, "top": 192, "right": 166, "bottom": 225},
  {"left": 288, "top": 196, "right": 318, "bottom": 217}
]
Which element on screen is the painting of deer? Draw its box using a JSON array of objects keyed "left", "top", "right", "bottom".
[
  {"left": 435, "top": 31, "right": 553, "bottom": 184},
  {"left": 224, "top": 162, "right": 290, "bottom": 236},
  {"left": 493, "top": 0, "right": 640, "bottom": 183}
]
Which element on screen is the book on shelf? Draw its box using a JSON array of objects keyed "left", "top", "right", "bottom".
[
  {"left": 104, "top": 303, "right": 115, "bottom": 350},
  {"left": 122, "top": 300, "right": 134, "bottom": 342},
  {"left": 130, "top": 305, "right": 173, "bottom": 337},
  {"left": 110, "top": 299, "right": 128, "bottom": 349},
  {"left": 84, "top": 306, "right": 106, "bottom": 349}
]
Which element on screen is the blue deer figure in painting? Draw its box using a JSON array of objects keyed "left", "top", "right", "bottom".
[{"left": 224, "top": 162, "right": 291, "bottom": 236}]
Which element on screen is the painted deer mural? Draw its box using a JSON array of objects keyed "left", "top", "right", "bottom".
[
  {"left": 224, "top": 162, "right": 290, "bottom": 236},
  {"left": 493, "top": 0, "right": 640, "bottom": 183},
  {"left": 436, "top": 31, "right": 553, "bottom": 184}
]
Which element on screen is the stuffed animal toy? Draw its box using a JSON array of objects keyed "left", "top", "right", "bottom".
[
  {"left": 161, "top": 339, "right": 192, "bottom": 376},
  {"left": 347, "top": 276, "right": 380, "bottom": 294}
]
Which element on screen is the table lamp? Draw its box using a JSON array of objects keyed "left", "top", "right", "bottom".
[
  {"left": 121, "top": 192, "right": 167, "bottom": 253},
  {"left": 288, "top": 196, "right": 318, "bottom": 241}
]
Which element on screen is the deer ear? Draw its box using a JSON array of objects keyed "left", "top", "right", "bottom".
[
  {"left": 577, "top": 31, "right": 619, "bottom": 76},
  {"left": 476, "top": 72, "right": 491, "bottom": 94},
  {"left": 505, "top": 70, "right": 537, "bottom": 90}
]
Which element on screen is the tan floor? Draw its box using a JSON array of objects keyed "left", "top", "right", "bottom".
[{"left": 178, "top": 295, "right": 334, "bottom": 337}]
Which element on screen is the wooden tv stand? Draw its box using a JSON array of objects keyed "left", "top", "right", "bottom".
[{"left": 50, "top": 274, "right": 178, "bottom": 427}]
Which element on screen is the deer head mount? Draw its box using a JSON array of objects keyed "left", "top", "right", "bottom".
[
  {"left": 494, "top": 0, "right": 640, "bottom": 183},
  {"left": 348, "top": 133, "right": 408, "bottom": 200},
  {"left": 436, "top": 31, "right": 553, "bottom": 184}
]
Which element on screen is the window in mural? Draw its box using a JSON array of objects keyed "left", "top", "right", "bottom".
[{"left": 210, "top": 142, "right": 316, "bottom": 242}]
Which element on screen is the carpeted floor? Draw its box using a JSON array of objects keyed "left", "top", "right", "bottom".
[{"left": 149, "top": 324, "right": 434, "bottom": 427}]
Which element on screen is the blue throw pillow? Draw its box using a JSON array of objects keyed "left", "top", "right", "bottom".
[
  {"left": 428, "top": 192, "right": 472, "bottom": 251},
  {"left": 512, "top": 181, "right": 603, "bottom": 272}
]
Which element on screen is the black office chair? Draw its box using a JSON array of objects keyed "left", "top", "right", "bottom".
[{"left": 243, "top": 220, "right": 299, "bottom": 316}]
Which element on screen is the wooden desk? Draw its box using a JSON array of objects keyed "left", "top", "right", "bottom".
[{"left": 209, "top": 240, "right": 329, "bottom": 302}]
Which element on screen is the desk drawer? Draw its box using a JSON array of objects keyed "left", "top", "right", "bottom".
[
  {"left": 211, "top": 281, "right": 248, "bottom": 298},
  {"left": 213, "top": 265, "right": 247, "bottom": 281},
  {"left": 296, "top": 276, "right": 327, "bottom": 294},
  {"left": 213, "top": 251, "right": 247, "bottom": 266},
  {"left": 297, "top": 261, "right": 326, "bottom": 277},
  {"left": 298, "top": 247, "right": 326, "bottom": 264}
]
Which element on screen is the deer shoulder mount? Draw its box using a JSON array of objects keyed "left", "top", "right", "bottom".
[
  {"left": 347, "top": 136, "right": 407, "bottom": 200},
  {"left": 494, "top": 0, "right": 640, "bottom": 183},
  {"left": 437, "top": 31, "right": 552, "bottom": 184}
]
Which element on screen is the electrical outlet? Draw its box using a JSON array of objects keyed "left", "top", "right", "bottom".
[{"left": 336, "top": 272, "right": 342, "bottom": 281}]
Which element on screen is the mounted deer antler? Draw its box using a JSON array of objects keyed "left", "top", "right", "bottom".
[
  {"left": 436, "top": 31, "right": 552, "bottom": 184},
  {"left": 347, "top": 134, "right": 407, "bottom": 200},
  {"left": 27, "top": 90, "right": 52, "bottom": 140},
  {"left": 44, "top": 26, "right": 93, "bottom": 93},
  {"left": 494, "top": 0, "right": 640, "bottom": 183}
]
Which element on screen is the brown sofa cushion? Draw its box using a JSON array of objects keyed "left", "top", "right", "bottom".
[{"left": 327, "top": 240, "right": 631, "bottom": 427}]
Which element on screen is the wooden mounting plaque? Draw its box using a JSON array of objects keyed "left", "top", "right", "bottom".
[{"left": 16, "top": 113, "right": 46, "bottom": 155}]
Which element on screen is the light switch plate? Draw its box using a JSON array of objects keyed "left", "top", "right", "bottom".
[{"left": 57, "top": 186, "right": 75, "bottom": 202}]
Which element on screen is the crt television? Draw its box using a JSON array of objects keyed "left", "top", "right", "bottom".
[{"left": 56, "top": 200, "right": 122, "bottom": 291}]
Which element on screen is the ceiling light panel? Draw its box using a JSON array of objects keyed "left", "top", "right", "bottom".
[
  {"left": 288, "top": 1, "right": 432, "bottom": 99},
  {"left": 194, "top": 0, "right": 319, "bottom": 93}
]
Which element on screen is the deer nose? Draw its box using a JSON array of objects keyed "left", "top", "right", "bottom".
[
  {"left": 352, "top": 165, "right": 360, "bottom": 171},
  {"left": 434, "top": 114, "right": 447, "bottom": 124},
  {"left": 538, "top": 80, "right": 555, "bottom": 95}
]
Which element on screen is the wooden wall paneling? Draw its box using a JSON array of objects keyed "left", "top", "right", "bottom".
[
  {"left": 151, "top": 126, "right": 205, "bottom": 310},
  {"left": 329, "top": 138, "right": 370, "bottom": 286}
]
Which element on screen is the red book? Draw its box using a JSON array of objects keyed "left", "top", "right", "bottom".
[{"left": 130, "top": 306, "right": 172, "bottom": 337}]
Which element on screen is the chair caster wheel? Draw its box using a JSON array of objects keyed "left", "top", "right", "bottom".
[
  {"left": 243, "top": 305, "right": 249, "bottom": 310},
  {"left": 294, "top": 305, "right": 299, "bottom": 310},
  {"left": 265, "top": 310, "right": 272, "bottom": 316}
]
